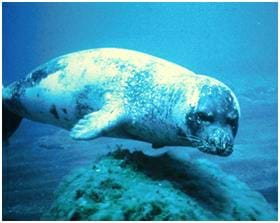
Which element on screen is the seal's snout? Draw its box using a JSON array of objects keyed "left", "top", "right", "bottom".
[
  {"left": 215, "top": 142, "right": 233, "bottom": 156},
  {"left": 206, "top": 128, "right": 234, "bottom": 156}
]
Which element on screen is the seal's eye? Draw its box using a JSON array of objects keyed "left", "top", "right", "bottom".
[{"left": 197, "top": 112, "right": 214, "bottom": 123}]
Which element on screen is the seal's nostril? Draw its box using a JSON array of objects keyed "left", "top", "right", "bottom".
[{"left": 209, "top": 138, "right": 215, "bottom": 146}]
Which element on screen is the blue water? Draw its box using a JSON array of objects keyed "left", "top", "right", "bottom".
[{"left": 2, "top": 2, "right": 278, "bottom": 220}]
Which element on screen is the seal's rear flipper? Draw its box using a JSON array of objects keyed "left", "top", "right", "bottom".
[
  {"left": 70, "top": 105, "right": 125, "bottom": 140},
  {"left": 3, "top": 101, "right": 22, "bottom": 143}
]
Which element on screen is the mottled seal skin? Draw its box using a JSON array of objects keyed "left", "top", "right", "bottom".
[{"left": 3, "top": 48, "right": 240, "bottom": 156}]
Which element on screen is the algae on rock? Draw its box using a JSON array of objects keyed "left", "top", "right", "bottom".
[{"left": 43, "top": 149, "right": 277, "bottom": 221}]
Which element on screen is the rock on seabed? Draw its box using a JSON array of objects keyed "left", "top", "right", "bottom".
[{"left": 43, "top": 149, "right": 277, "bottom": 221}]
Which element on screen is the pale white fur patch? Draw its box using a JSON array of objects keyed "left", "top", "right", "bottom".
[
  {"left": 39, "top": 71, "right": 63, "bottom": 91},
  {"left": 188, "top": 87, "right": 201, "bottom": 107}
]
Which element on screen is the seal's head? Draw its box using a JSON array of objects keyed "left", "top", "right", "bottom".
[{"left": 178, "top": 76, "right": 240, "bottom": 156}]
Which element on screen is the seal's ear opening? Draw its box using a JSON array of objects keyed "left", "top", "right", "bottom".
[{"left": 2, "top": 101, "right": 22, "bottom": 144}]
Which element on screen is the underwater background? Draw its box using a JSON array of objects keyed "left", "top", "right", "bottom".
[{"left": 2, "top": 2, "right": 278, "bottom": 220}]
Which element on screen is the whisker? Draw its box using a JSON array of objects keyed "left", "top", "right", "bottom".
[
  {"left": 177, "top": 134, "right": 214, "bottom": 152},
  {"left": 177, "top": 136, "right": 200, "bottom": 142}
]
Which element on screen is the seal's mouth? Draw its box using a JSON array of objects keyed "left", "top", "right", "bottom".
[
  {"left": 178, "top": 135, "right": 233, "bottom": 157},
  {"left": 197, "top": 144, "right": 233, "bottom": 157}
]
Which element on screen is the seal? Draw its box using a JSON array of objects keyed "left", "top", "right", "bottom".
[{"left": 3, "top": 48, "right": 240, "bottom": 156}]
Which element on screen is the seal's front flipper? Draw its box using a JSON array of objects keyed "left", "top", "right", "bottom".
[{"left": 70, "top": 105, "right": 125, "bottom": 140}]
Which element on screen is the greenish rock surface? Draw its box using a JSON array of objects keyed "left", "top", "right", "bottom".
[{"left": 43, "top": 149, "right": 276, "bottom": 220}]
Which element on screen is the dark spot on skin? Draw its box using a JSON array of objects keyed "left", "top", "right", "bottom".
[
  {"left": 62, "top": 108, "right": 67, "bottom": 114},
  {"left": 58, "top": 72, "right": 66, "bottom": 82},
  {"left": 80, "top": 69, "right": 87, "bottom": 79},
  {"left": 50, "top": 104, "right": 59, "bottom": 120},
  {"left": 27, "top": 59, "right": 67, "bottom": 87},
  {"left": 64, "top": 117, "right": 69, "bottom": 121},
  {"left": 75, "top": 86, "right": 97, "bottom": 119},
  {"left": 30, "top": 69, "right": 49, "bottom": 85},
  {"left": 36, "top": 93, "right": 40, "bottom": 98},
  {"left": 118, "top": 64, "right": 127, "bottom": 71}
]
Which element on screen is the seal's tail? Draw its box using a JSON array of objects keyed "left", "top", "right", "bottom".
[{"left": 2, "top": 86, "right": 22, "bottom": 143}]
